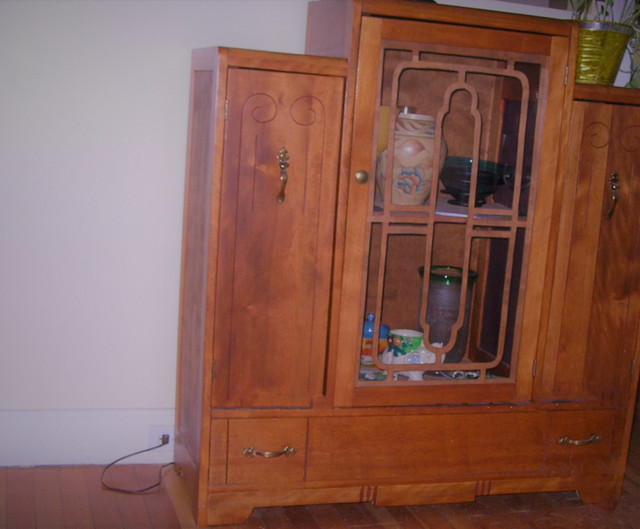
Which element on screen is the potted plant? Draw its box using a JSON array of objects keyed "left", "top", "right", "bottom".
[
  {"left": 627, "top": 10, "right": 640, "bottom": 87},
  {"left": 570, "top": 0, "right": 640, "bottom": 85},
  {"left": 629, "top": 42, "right": 640, "bottom": 87}
]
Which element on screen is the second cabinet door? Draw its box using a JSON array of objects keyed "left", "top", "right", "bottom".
[
  {"left": 537, "top": 100, "right": 640, "bottom": 406},
  {"left": 212, "top": 64, "right": 345, "bottom": 408}
]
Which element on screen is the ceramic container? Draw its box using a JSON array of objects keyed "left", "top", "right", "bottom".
[
  {"left": 376, "top": 111, "right": 447, "bottom": 206},
  {"left": 380, "top": 329, "right": 436, "bottom": 381}
]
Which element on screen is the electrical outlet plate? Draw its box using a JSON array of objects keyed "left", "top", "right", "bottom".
[{"left": 148, "top": 425, "right": 173, "bottom": 451}]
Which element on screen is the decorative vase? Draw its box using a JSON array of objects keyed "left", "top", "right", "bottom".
[
  {"left": 418, "top": 266, "right": 477, "bottom": 364},
  {"left": 376, "top": 111, "right": 447, "bottom": 206},
  {"left": 576, "top": 22, "right": 633, "bottom": 85}
]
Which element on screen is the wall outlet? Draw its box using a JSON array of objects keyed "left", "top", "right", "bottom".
[{"left": 148, "top": 425, "right": 174, "bottom": 451}]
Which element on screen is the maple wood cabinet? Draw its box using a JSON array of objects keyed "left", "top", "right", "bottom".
[{"left": 175, "top": 3, "right": 640, "bottom": 526}]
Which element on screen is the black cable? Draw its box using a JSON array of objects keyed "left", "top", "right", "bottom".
[{"left": 100, "top": 440, "right": 174, "bottom": 494}]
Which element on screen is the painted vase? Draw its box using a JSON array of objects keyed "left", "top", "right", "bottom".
[{"left": 376, "top": 112, "right": 446, "bottom": 206}]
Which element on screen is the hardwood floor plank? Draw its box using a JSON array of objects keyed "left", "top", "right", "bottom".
[
  {"left": 58, "top": 466, "right": 95, "bottom": 529},
  {"left": 110, "top": 465, "right": 154, "bottom": 529},
  {"left": 282, "top": 505, "right": 323, "bottom": 529},
  {"left": 83, "top": 465, "right": 125, "bottom": 529},
  {"left": 135, "top": 464, "right": 182, "bottom": 529},
  {"left": 406, "top": 505, "right": 458, "bottom": 529},
  {"left": 333, "top": 502, "right": 382, "bottom": 527},
  {"left": 235, "top": 509, "right": 268, "bottom": 529},
  {"left": 430, "top": 503, "right": 485, "bottom": 529},
  {"left": 382, "top": 505, "right": 428, "bottom": 528},
  {"left": 258, "top": 506, "right": 296, "bottom": 529},
  {"left": 307, "top": 504, "right": 352, "bottom": 529},
  {"left": 0, "top": 468, "right": 6, "bottom": 529},
  {"left": 34, "top": 467, "right": 64, "bottom": 529},
  {"left": 6, "top": 467, "right": 36, "bottom": 529},
  {"left": 469, "top": 511, "right": 534, "bottom": 529}
]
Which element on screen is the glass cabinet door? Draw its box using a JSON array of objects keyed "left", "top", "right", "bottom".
[{"left": 334, "top": 17, "right": 568, "bottom": 407}]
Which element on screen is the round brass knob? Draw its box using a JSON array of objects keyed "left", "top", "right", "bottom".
[{"left": 355, "top": 170, "right": 369, "bottom": 184}]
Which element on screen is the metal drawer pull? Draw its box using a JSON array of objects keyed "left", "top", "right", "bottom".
[
  {"left": 276, "top": 147, "right": 290, "bottom": 204},
  {"left": 606, "top": 171, "right": 619, "bottom": 219},
  {"left": 243, "top": 446, "right": 297, "bottom": 458},
  {"left": 558, "top": 434, "right": 602, "bottom": 446}
]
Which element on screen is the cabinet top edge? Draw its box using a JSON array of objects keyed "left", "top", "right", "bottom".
[
  {"left": 358, "top": 0, "right": 572, "bottom": 37},
  {"left": 192, "top": 46, "right": 348, "bottom": 77}
]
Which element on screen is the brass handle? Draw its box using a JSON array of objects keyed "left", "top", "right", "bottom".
[
  {"left": 558, "top": 434, "right": 602, "bottom": 446},
  {"left": 276, "top": 147, "right": 290, "bottom": 204},
  {"left": 606, "top": 171, "right": 619, "bottom": 219},
  {"left": 243, "top": 446, "right": 297, "bottom": 458},
  {"left": 355, "top": 170, "right": 369, "bottom": 184}
]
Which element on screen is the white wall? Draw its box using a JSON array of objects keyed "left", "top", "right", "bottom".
[
  {"left": 0, "top": 0, "right": 586, "bottom": 466},
  {"left": 0, "top": 0, "right": 309, "bottom": 466}
]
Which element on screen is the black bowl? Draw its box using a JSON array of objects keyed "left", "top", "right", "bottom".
[{"left": 439, "top": 156, "right": 505, "bottom": 206}]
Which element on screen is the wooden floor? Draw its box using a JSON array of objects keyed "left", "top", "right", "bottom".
[{"left": 2, "top": 427, "right": 639, "bottom": 529}]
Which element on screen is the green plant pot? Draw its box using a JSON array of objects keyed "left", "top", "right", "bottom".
[{"left": 576, "top": 22, "right": 633, "bottom": 85}]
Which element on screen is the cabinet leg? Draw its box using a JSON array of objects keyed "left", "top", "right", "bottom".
[
  {"left": 576, "top": 474, "right": 622, "bottom": 511},
  {"left": 206, "top": 494, "right": 256, "bottom": 526}
]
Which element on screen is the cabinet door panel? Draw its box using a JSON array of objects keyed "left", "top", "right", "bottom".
[
  {"left": 335, "top": 15, "right": 568, "bottom": 406},
  {"left": 212, "top": 68, "right": 344, "bottom": 408},
  {"left": 538, "top": 102, "right": 640, "bottom": 405},
  {"left": 585, "top": 104, "right": 640, "bottom": 407}
]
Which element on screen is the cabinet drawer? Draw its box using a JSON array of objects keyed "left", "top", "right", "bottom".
[
  {"left": 226, "top": 418, "right": 307, "bottom": 485},
  {"left": 547, "top": 410, "right": 613, "bottom": 462},
  {"left": 307, "top": 413, "right": 546, "bottom": 482}
]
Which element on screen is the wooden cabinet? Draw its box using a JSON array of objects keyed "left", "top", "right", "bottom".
[{"left": 175, "top": 3, "right": 640, "bottom": 526}]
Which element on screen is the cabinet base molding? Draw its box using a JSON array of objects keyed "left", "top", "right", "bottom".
[{"left": 201, "top": 474, "right": 621, "bottom": 526}]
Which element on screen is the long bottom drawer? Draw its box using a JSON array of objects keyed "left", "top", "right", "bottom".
[{"left": 306, "top": 412, "right": 547, "bottom": 482}]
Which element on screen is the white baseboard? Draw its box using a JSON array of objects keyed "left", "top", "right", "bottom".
[{"left": 0, "top": 408, "right": 175, "bottom": 466}]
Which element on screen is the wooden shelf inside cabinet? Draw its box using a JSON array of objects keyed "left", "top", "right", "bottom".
[
  {"left": 434, "top": 197, "right": 527, "bottom": 225},
  {"left": 371, "top": 197, "right": 526, "bottom": 225}
]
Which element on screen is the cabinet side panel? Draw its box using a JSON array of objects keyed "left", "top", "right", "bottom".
[{"left": 176, "top": 69, "right": 215, "bottom": 474}]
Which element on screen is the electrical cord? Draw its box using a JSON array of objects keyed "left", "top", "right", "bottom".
[{"left": 101, "top": 438, "right": 174, "bottom": 494}]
